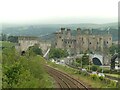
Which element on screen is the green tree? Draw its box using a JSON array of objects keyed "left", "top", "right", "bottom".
[
  {"left": 91, "top": 65, "right": 99, "bottom": 71},
  {"left": 109, "top": 44, "right": 118, "bottom": 55},
  {"left": 8, "top": 36, "right": 18, "bottom": 43},
  {"left": 1, "top": 33, "right": 7, "bottom": 41},
  {"left": 49, "top": 48, "right": 68, "bottom": 58},
  {"left": 2, "top": 41, "right": 53, "bottom": 88},
  {"left": 27, "top": 44, "right": 43, "bottom": 56},
  {"left": 76, "top": 58, "right": 82, "bottom": 64},
  {"left": 82, "top": 53, "right": 89, "bottom": 65}
]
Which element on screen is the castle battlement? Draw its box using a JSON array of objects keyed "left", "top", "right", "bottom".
[{"left": 54, "top": 28, "right": 112, "bottom": 55}]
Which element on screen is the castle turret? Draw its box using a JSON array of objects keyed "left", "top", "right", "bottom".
[
  {"left": 77, "top": 28, "right": 81, "bottom": 35},
  {"left": 61, "top": 28, "right": 65, "bottom": 34},
  {"left": 54, "top": 32, "right": 63, "bottom": 49},
  {"left": 66, "top": 28, "right": 71, "bottom": 39},
  {"left": 61, "top": 28, "right": 65, "bottom": 38},
  {"left": 76, "top": 28, "right": 81, "bottom": 54}
]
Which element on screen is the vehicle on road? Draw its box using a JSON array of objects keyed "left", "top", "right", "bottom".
[{"left": 98, "top": 73, "right": 105, "bottom": 77}]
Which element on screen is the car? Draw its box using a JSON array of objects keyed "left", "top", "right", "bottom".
[
  {"left": 98, "top": 73, "right": 105, "bottom": 77},
  {"left": 82, "top": 68, "right": 87, "bottom": 72},
  {"left": 92, "top": 71, "right": 97, "bottom": 75},
  {"left": 56, "top": 62, "right": 60, "bottom": 64}
]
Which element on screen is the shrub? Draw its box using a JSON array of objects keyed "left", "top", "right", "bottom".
[
  {"left": 103, "top": 69, "right": 110, "bottom": 73},
  {"left": 49, "top": 48, "right": 68, "bottom": 58},
  {"left": 90, "top": 74, "right": 98, "bottom": 80},
  {"left": 28, "top": 45, "right": 43, "bottom": 56},
  {"left": 91, "top": 65, "right": 99, "bottom": 71},
  {"left": 81, "top": 53, "right": 89, "bottom": 65},
  {"left": 98, "top": 68, "right": 102, "bottom": 72},
  {"left": 110, "top": 80, "right": 117, "bottom": 87},
  {"left": 99, "top": 76, "right": 104, "bottom": 81},
  {"left": 81, "top": 71, "right": 89, "bottom": 76}
]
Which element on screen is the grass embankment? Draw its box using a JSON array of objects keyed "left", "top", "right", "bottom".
[
  {"left": 0, "top": 41, "right": 2, "bottom": 89},
  {"left": 2, "top": 41, "right": 54, "bottom": 88},
  {"left": 105, "top": 73, "right": 120, "bottom": 78},
  {"left": 18, "top": 56, "right": 54, "bottom": 88},
  {"left": 47, "top": 61, "right": 118, "bottom": 88}
]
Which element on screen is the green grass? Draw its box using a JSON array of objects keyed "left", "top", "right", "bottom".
[
  {"left": 2, "top": 41, "right": 55, "bottom": 88},
  {"left": 47, "top": 61, "right": 118, "bottom": 88},
  {"left": 2, "top": 41, "right": 15, "bottom": 48},
  {"left": 105, "top": 73, "right": 120, "bottom": 78}
]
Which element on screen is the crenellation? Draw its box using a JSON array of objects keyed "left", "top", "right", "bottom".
[{"left": 54, "top": 28, "right": 112, "bottom": 55}]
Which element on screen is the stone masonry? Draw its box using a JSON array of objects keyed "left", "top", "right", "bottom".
[{"left": 54, "top": 28, "right": 112, "bottom": 55}]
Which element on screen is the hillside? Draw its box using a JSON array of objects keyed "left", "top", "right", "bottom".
[{"left": 1, "top": 22, "right": 118, "bottom": 41}]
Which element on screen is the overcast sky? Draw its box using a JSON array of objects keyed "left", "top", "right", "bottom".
[{"left": 0, "top": 0, "right": 119, "bottom": 24}]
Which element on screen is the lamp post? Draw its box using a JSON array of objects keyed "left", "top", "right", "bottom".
[
  {"left": 102, "top": 53, "right": 104, "bottom": 73},
  {"left": 81, "top": 57, "right": 82, "bottom": 68}
]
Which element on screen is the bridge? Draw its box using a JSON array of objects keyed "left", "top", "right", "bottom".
[
  {"left": 16, "top": 36, "right": 51, "bottom": 57},
  {"left": 18, "top": 36, "right": 38, "bottom": 52},
  {"left": 90, "top": 54, "right": 103, "bottom": 65}
]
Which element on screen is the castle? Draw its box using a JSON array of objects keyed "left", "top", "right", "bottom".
[
  {"left": 54, "top": 28, "right": 112, "bottom": 55},
  {"left": 16, "top": 36, "right": 51, "bottom": 54}
]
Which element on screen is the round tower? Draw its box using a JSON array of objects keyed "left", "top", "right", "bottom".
[
  {"left": 66, "top": 28, "right": 71, "bottom": 39},
  {"left": 77, "top": 28, "right": 81, "bottom": 35}
]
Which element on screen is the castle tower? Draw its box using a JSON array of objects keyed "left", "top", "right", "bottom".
[
  {"left": 61, "top": 28, "right": 65, "bottom": 38},
  {"left": 77, "top": 28, "right": 81, "bottom": 35},
  {"left": 61, "top": 28, "right": 65, "bottom": 34},
  {"left": 66, "top": 29, "right": 71, "bottom": 39},
  {"left": 76, "top": 28, "right": 81, "bottom": 54},
  {"left": 54, "top": 32, "right": 63, "bottom": 49}
]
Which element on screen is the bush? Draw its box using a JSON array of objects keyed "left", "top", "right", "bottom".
[
  {"left": 2, "top": 42, "right": 53, "bottom": 88},
  {"left": 2, "top": 61, "right": 39, "bottom": 88},
  {"left": 91, "top": 65, "right": 99, "bottom": 71},
  {"left": 102, "top": 78, "right": 117, "bottom": 87},
  {"left": 28, "top": 44, "right": 43, "bottom": 56},
  {"left": 82, "top": 53, "right": 89, "bottom": 65},
  {"left": 104, "top": 69, "right": 110, "bottom": 73},
  {"left": 49, "top": 48, "right": 68, "bottom": 58},
  {"left": 98, "top": 68, "right": 102, "bottom": 72},
  {"left": 99, "top": 76, "right": 104, "bottom": 81},
  {"left": 81, "top": 71, "right": 89, "bottom": 76},
  {"left": 90, "top": 74, "right": 98, "bottom": 80}
]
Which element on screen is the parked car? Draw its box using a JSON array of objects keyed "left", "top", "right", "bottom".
[
  {"left": 98, "top": 73, "right": 105, "bottom": 77},
  {"left": 82, "top": 68, "right": 87, "bottom": 72},
  {"left": 92, "top": 71, "right": 97, "bottom": 75}
]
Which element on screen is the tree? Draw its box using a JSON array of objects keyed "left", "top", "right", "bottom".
[
  {"left": 49, "top": 48, "right": 68, "bottom": 58},
  {"left": 8, "top": 36, "right": 18, "bottom": 43},
  {"left": 76, "top": 58, "right": 82, "bottom": 64},
  {"left": 82, "top": 53, "right": 89, "bottom": 65},
  {"left": 1, "top": 33, "right": 7, "bottom": 41},
  {"left": 91, "top": 65, "right": 99, "bottom": 71},
  {"left": 28, "top": 44, "right": 43, "bottom": 56},
  {"left": 109, "top": 44, "right": 119, "bottom": 55}
]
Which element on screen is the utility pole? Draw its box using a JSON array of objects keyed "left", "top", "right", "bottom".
[
  {"left": 81, "top": 58, "right": 82, "bottom": 68},
  {"left": 89, "top": 54, "right": 90, "bottom": 71}
]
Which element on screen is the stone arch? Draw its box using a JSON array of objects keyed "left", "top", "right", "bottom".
[
  {"left": 21, "top": 51, "right": 26, "bottom": 55},
  {"left": 92, "top": 57, "right": 102, "bottom": 65}
]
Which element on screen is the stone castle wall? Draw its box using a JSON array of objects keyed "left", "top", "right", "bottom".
[
  {"left": 54, "top": 28, "right": 112, "bottom": 55},
  {"left": 17, "top": 36, "right": 51, "bottom": 54}
]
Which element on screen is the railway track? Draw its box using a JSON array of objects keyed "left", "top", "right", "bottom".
[{"left": 45, "top": 65, "right": 89, "bottom": 89}]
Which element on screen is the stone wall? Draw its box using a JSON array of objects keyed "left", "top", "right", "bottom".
[{"left": 54, "top": 28, "right": 112, "bottom": 55}]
